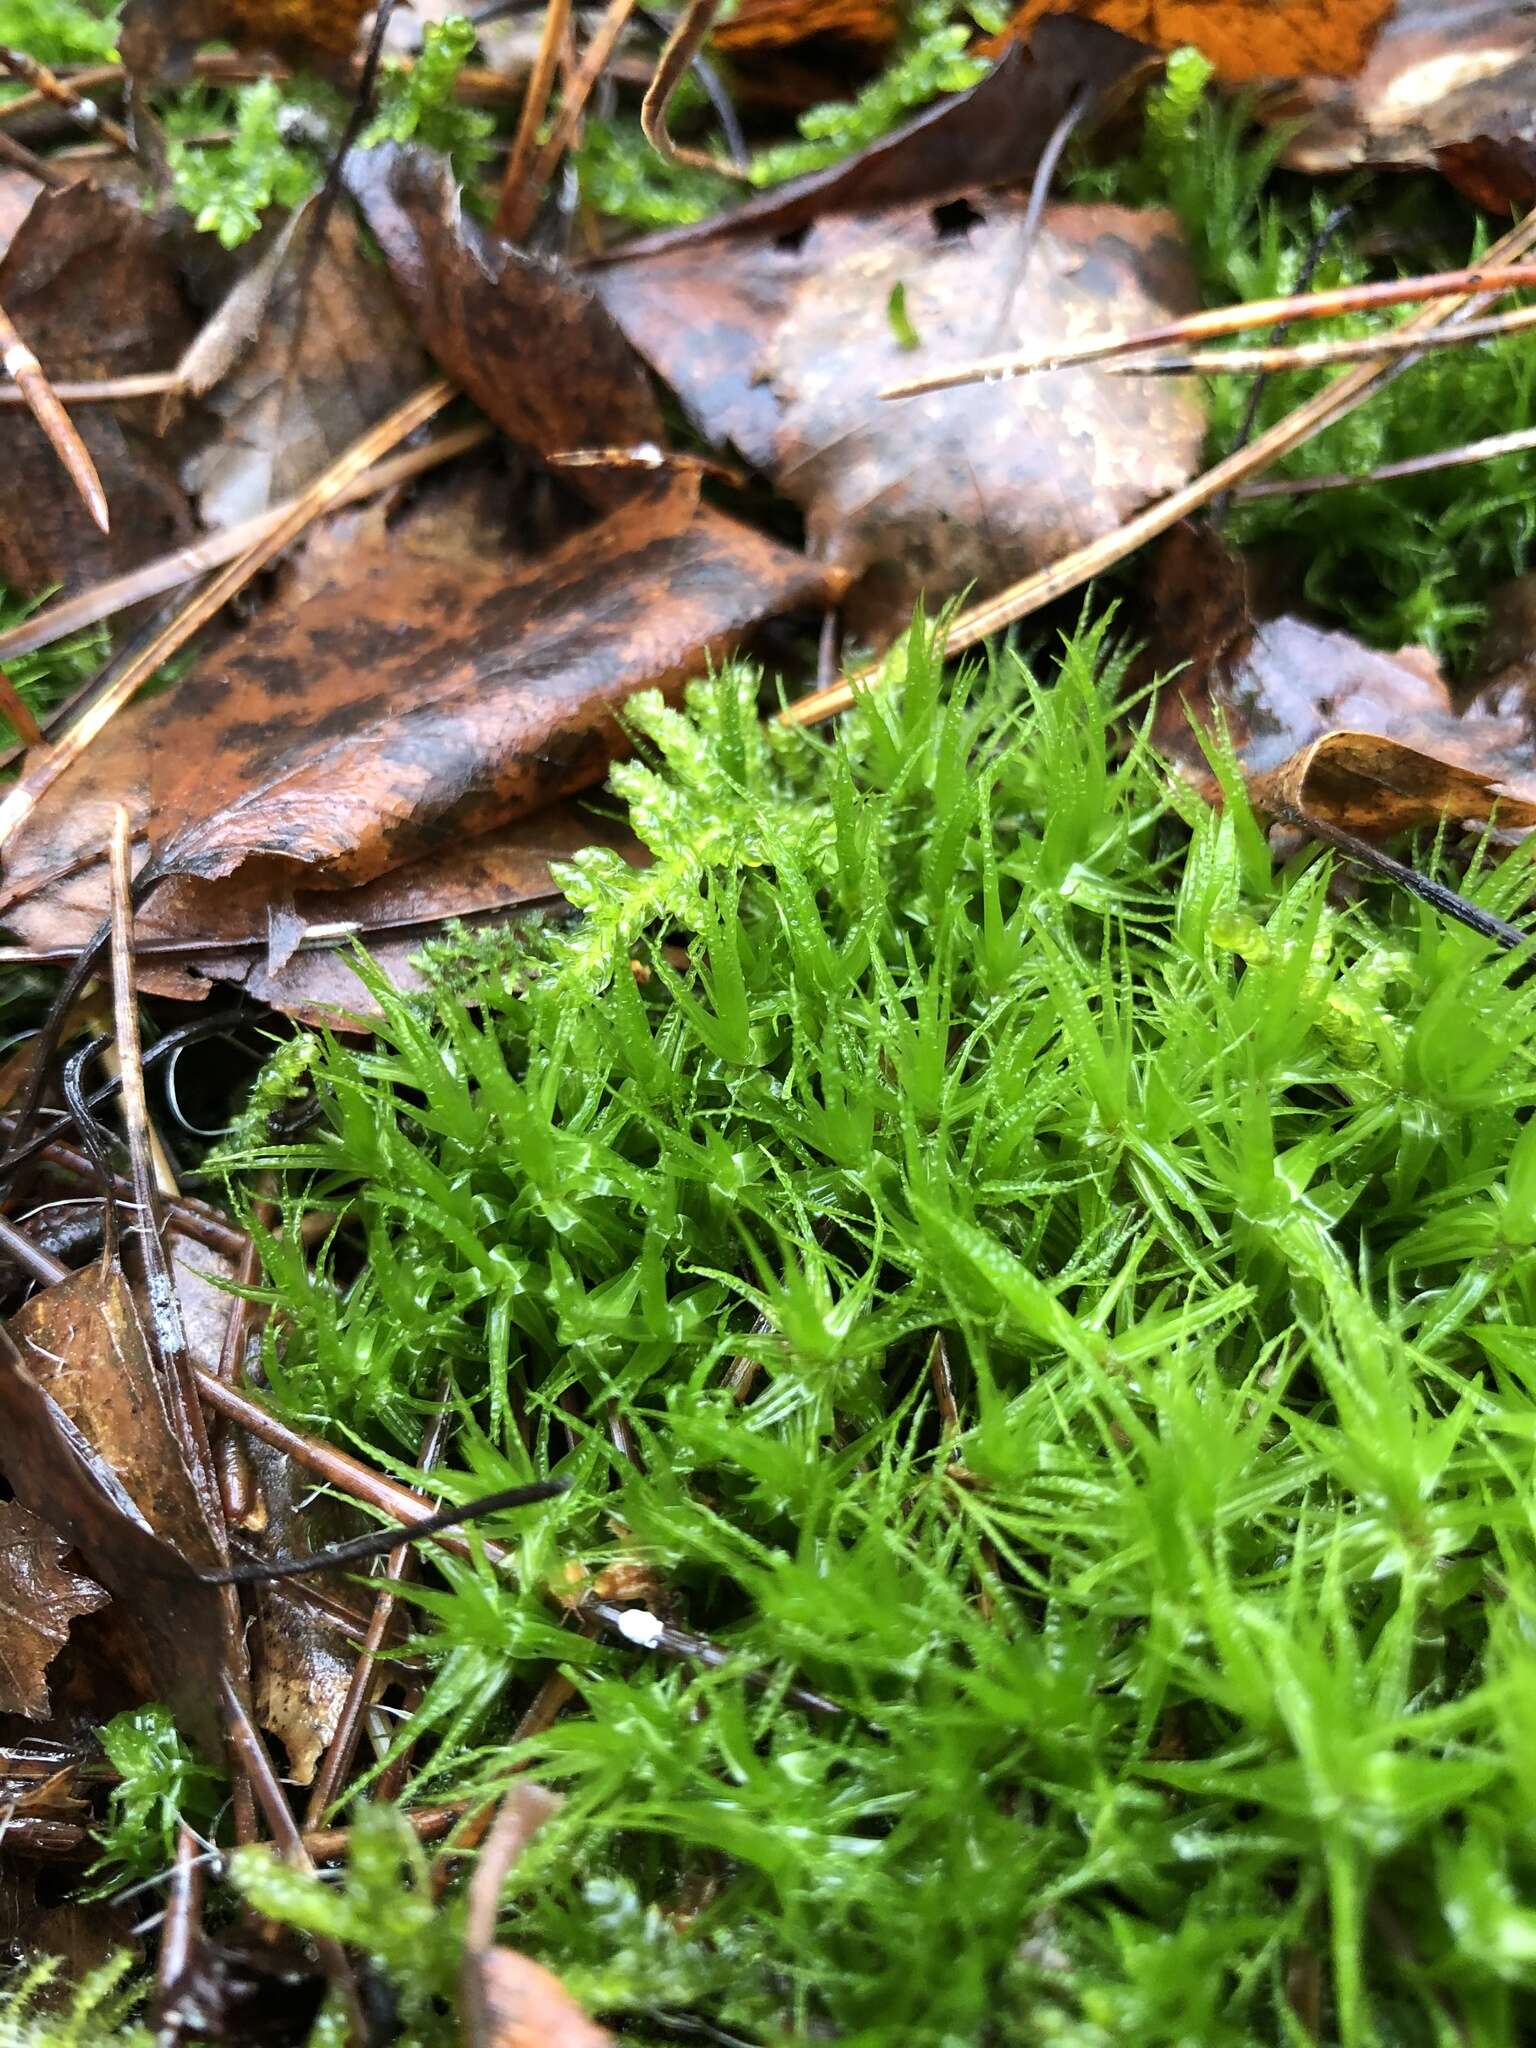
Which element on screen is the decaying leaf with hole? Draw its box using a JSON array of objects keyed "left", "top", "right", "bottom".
[
  {"left": 0, "top": 1265, "right": 229, "bottom": 1753},
  {"left": 345, "top": 143, "right": 669, "bottom": 512},
  {"left": 0, "top": 499, "right": 835, "bottom": 1008},
  {"left": 0, "top": 1499, "right": 108, "bottom": 1720},
  {"left": 0, "top": 181, "right": 195, "bottom": 598},
  {"left": 596, "top": 195, "right": 1202, "bottom": 638},
  {"left": 1277, "top": 1, "right": 1536, "bottom": 206},
  {"left": 181, "top": 197, "right": 433, "bottom": 531},
  {"left": 1147, "top": 524, "right": 1536, "bottom": 833}
]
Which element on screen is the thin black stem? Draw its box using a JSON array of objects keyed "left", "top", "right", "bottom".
[
  {"left": 1283, "top": 806, "right": 1534, "bottom": 957},
  {"left": 202, "top": 1477, "right": 570, "bottom": 1586}
]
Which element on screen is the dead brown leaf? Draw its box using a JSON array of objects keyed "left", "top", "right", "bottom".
[
  {"left": 0, "top": 1264, "right": 229, "bottom": 1753},
  {"left": 712, "top": 0, "right": 900, "bottom": 50},
  {"left": 597, "top": 196, "right": 1203, "bottom": 637},
  {"left": 1148, "top": 524, "right": 1536, "bottom": 833},
  {"left": 998, "top": 0, "right": 1395, "bottom": 81},
  {"left": 1278, "top": 2, "right": 1536, "bottom": 206},
  {"left": 0, "top": 181, "right": 195, "bottom": 598},
  {"left": 0, "top": 499, "right": 833, "bottom": 992},
  {"left": 345, "top": 143, "right": 667, "bottom": 510},
  {"left": 181, "top": 198, "right": 433, "bottom": 530},
  {"left": 121, "top": 0, "right": 371, "bottom": 78},
  {"left": 0, "top": 1500, "right": 108, "bottom": 1720}
]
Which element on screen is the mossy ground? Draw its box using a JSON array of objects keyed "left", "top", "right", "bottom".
[{"left": 5, "top": 10, "right": 1536, "bottom": 2047}]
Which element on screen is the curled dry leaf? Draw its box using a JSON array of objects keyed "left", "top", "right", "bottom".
[
  {"left": 181, "top": 198, "right": 434, "bottom": 531},
  {"left": 0, "top": 181, "right": 195, "bottom": 598},
  {"left": 1148, "top": 524, "right": 1536, "bottom": 834},
  {"left": 345, "top": 143, "right": 666, "bottom": 511},
  {"left": 0, "top": 1499, "right": 109, "bottom": 1720},
  {"left": 590, "top": 21, "right": 1152, "bottom": 262},
  {"left": 996, "top": 0, "right": 1395, "bottom": 82},
  {"left": 1278, "top": 1, "right": 1536, "bottom": 206},
  {"left": 0, "top": 1264, "right": 228, "bottom": 1753},
  {"left": 0, "top": 499, "right": 834, "bottom": 1002},
  {"left": 597, "top": 195, "right": 1203, "bottom": 637}
]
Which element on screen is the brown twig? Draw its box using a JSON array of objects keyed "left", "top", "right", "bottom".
[
  {"left": 154, "top": 1826, "right": 205, "bottom": 2016},
  {"left": 463, "top": 1782, "right": 562, "bottom": 1951},
  {"left": 0, "top": 662, "right": 41, "bottom": 747},
  {"left": 0, "top": 370, "right": 180, "bottom": 404},
  {"left": 0, "top": 126, "right": 69, "bottom": 184},
  {"left": 302, "top": 1391, "right": 454, "bottom": 1826},
  {"left": 878, "top": 259, "right": 1536, "bottom": 398},
  {"left": 210, "top": 1236, "right": 263, "bottom": 1527},
  {"left": 0, "top": 298, "right": 108, "bottom": 532},
  {"left": 0, "top": 375, "right": 454, "bottom": 851},
  {"left": 640, "top": 0, "right": 747, "bottom": 178},
  {"left": 220, "top": 1676, "right": 366, "bottom": 2041},
  {"left": 108, "top": 808, "right": 226, "bottom": 1545},
  {"left": 0, "top": 60, "right": 119, "bottom": 124},
  {"left": 504, "top": 0, "right": 640, "bottom": 243},
  {"left": 496, "top": 0, "right": 572, "bottom": 237},
  {"left": 192, "top": 1370, "right": 514, "bottom": 1558},
  {"left": 0, "top": 46, "right": 133, "bottom": 153},
  {"left": 1234, "top": 423, "right": 1536, "bottom": 500},
  {"left": 303, "top": 1800, "right": 466, "bottom": 1862},
  {"left": 1109, "top": 299, "right": 1536, "bottom": 378},
  {"left": 0, "top": 421, "right": 489, "bottom": 670},
  {"left": 784, "top": 205, "right": 1536, "bottom": 728}
]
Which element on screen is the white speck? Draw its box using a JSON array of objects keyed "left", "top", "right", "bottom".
[
  {"left": 73, "top": 98, "right": 99, "bottom": 125},
  {"left": 616, "top": 1607, "right": 665, "bottom": 1649}
]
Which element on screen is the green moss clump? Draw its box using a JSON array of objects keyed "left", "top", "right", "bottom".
[{"left": 220, "top": 618, "right": 1536, "bottom": 2047}]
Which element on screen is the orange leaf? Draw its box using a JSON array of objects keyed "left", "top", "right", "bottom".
[{"left": 995, "top": 0, "right": 1396, "bottom": 83}]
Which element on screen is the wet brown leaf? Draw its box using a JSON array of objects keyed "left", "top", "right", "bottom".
[
  {"left": 0, "top": 1263, "right": 228, "bottom": 1753},
  {"left": 0, "top": 1500, "right": 108, "bottom": 1720},
  {"left": 1, "top": 500, "right": 830, "bottom": 994},
  {"left": 345, "top": 143, "right": 666, "bottom": 510},
  {"left": 0, "top": 181, "right": 195, "bottom": 598},
  {"left": 1148, "top": 524, "right": 1536, "bottom": 833},
  {"left": 590, "top": 22, "right": 1152, "bottom": 260},
  {"left": 181, "top": 198, "right": 433, "bottom": 530},
  {"left": 597, "top": 196, "right": 1202, "bottom": 637},
  {"left": 1278, "top": 2, "right": 1536, "bottom": 206}
]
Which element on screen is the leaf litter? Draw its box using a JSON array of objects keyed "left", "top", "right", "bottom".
[{"left": 5, "top": 4, "right": 1536, "bottom": 2042}]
